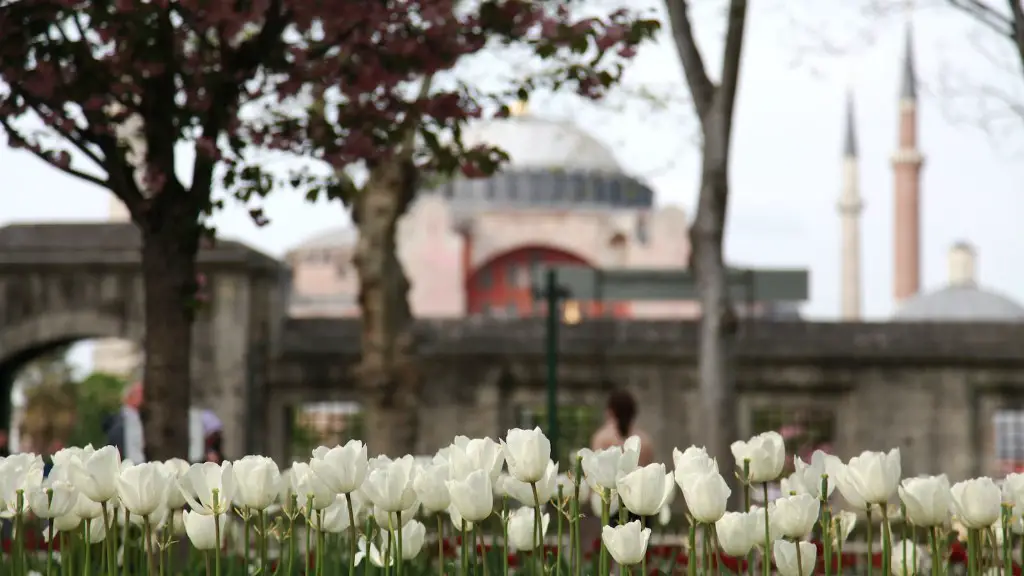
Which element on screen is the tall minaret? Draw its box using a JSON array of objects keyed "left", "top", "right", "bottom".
[
  {"left": 838, "top": 91, "right": 863, "bottom": 320},
  {"left": 892, "top": 18, "right": 924, "bottom": 303}
]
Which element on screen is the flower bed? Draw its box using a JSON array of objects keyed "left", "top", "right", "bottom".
[{"left": 0, "top": 429, "right": 1014, "bottom": 575}]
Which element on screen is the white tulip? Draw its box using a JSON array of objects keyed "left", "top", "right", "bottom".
[
  {"left": 182, "top": 510, "right": 227, "bottom": 550},
  {"left": 413, "top": 462, "right": 451, "bottom": 513},
  {"left": 1003, "top": 473, "right": 1024, "bottom": 504},
  {"left": 579, "top": 437, "right": 641, "bottom": 495},
  {"left": 779, "top": 473, "right": 807, "bottom": 497},
  {"left": 362, "top": 455, "right": 418, "bottom": 513},
  {"left": 0, "top": 453, "right": 45, "bottom": 515},
  {"left": 898, "top": 475, "right": 951, "bottom": 527},
  {"left": 291, "top": 461, "right": 339, "bottom": 513},
  {"left": 772, "top": 493, "right": 820, "bottom": 539},
  {"left": 162, "top": 459, "right": 190, "bottom": 509},
  {"left": 730, "top": 432, "right": 786, "bottom": 484},
  {"left": 390, "top": 519, "right": 427, "bottom": 560},
  {"left": 447, "top": 469, "right": 493, "bottom": 522},
  {"left": 890, "top": 540, "right": 922, "bottom": 576},
  {"left": 672, "top": 445, "right": 719, "bottom": 491},
  {"left": 447, "top": 504, "right": 474, "bottom": 532},
  {"left": 507, "top": 507, "right": 550, "bottom": 551},
  {"left": 53, "top": 512, "right": 82, "bottom": 533},
  {"left": 833, "top": 510, "right": 857, "bottom": 545},
  {"left": 792, "top": 450, "right": 843, "bottom": 498},
  {"left": 839, "top": 449, "right": 901, "bottom": 505},
  {"left": 311, "top": 440, "right": 369, "bottom": 494},
  {"left": 750, "top": 504, "right": 782, "bottom": 547},
  {"left": 178, "top": 461, "right": 235, "bottom": 515},
  {"left": 502, "top": 427, "right": 552, "bottom": 484},
  {"left": 601, "top": 520, "right": 650, "bottom": 566},
  {"left": 774, "top": 540, "right": 817, "bottom": 576},
  {"left": 69, "top": 446, "right": 120, "bottom": 503},
  {"left": 715, "top": 511, "right": 760, "bottom": 557},
  {"left": 616, "top": 463, "right": 674, "bottom": 517},
  {"left": 373, "top": 501, "right": 420, "bottom": 529},
  {"left": 355, "top": 536, "right": 391, "bottom": 568},
  {"left": 232, "top": 456, "right": 282, "bottom": 511},
  {"left": 321, "top": 495, "right": 359, "bottom": 533},
  {"left": 681, "top": 470, "right": 730, "bottom": 523},
  {"left": 27, "top": 480, "right": 78, "bottom": 519},
  {"left": 951, "top": 477, "right": 1002, "bottom": 529},
  {"left": 117, "top": 462, "right": 171, "bottom": 517},
  {"left": 465, "top": 438, "right": 505, "bottom": 483},
  {"left": 501, "top": 460, "right": 558, "bottom": 508}
]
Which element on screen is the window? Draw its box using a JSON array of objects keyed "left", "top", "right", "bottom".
[
  {"left": 607, "top": 178, "right": 623, "bottom": 204},
  {"left": 994, "top": 410, "right": 1024, "bottom": 473},
  {"left": 477, "top": 268, "right": 493, "bottom": 290}
]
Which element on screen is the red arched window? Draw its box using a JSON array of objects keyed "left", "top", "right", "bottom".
[{"left": 466, "top": 246, "right": 629, "bottom": 318}]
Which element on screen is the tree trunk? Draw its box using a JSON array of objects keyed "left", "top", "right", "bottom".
[
  {"left": 691, "top": 104, "right": 740, "bottom": 507},
  {"left": 139, "top": 206, "right": 199, "bottom": 461},
  {"left": 353, "top": 157, "right": 420, "bottom": 457}
]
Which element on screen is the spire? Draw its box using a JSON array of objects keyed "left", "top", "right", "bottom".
[
  {"left": 844, "top": 90, "right": 858, "bottom": 158},
  {"left": 900, "top": 15, "right": 917, "bottom": 101}
]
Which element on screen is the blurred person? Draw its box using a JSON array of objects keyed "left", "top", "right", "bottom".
[
  {"left": 201, "top": 410, "right": 224, "bottom": 463},
  {"left": 105, "top": 382, "right": 146, "bottom": 463},
  {"left": 590, "top": 388, "right": 655, "bottom": 466}
]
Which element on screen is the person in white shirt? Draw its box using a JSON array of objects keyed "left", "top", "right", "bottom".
[{"left": 106, "top": 382, "right": 146, "bottom": 464}]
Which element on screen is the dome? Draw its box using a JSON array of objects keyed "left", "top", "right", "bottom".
[
  {"left": 462, "top": 116, "right": 621, "bottom": 173},
  {"left": 893, "top": 286, "right": 1024, "bottom": 322},
  {"left": 291, "top": 227, "right": 357, "bottom": 251}
]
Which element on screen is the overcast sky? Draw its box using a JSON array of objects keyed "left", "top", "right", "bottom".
[{"left": 2, "top": 0, "right": 1022, "bottom": 328}]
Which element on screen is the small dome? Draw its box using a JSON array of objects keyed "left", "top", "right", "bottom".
[
  {"left": 462, "top": 116, "right": 621, "bottom": 173},
  {"left": 893, "top": 286, "right": 1024, "bottom": 322},
  {"left": 292, "top": 227, "right": 357, "bottom": 251}
]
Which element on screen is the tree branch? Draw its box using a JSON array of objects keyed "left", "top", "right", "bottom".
[
  {"left": 716, "top": 0, "right": 749, "bottom": 151},
  {"left": 0, "top": 116, "right": 108, "bottom": 189},
  {"left": 1007, "top": 0, "right": 1024, "bottom": 76},
  {"left": 665, "top": 0, "right": 715, "bottom": 119}
]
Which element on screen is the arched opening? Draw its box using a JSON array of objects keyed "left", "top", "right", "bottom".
[
  {"left": 465, "top": 245, "right": 629, "bottom": 318},
  {"left": 0, "top": 336, "right": 138, "bottom": 456}
]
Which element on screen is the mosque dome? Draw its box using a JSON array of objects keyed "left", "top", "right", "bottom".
[
  {"left": 462, "top": 115, "right": 622, "bottom": 173},
  {"left": 893, "top": 242, "right": 1024, "bottom": 322},
  {"left": 290, "top": 227, "right": 357, "bottom": 251}
]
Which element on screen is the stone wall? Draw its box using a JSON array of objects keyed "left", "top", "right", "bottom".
[
  {"left": 269, "top": 318, "right": 1024, "bottom": 481},
  {"left": 0, "top": 223, "right": 282, "bottom": 459}
]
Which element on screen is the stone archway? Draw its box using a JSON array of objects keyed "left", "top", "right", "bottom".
[{"left": 0, "top": 311, "right": 145, "bottom": 455}]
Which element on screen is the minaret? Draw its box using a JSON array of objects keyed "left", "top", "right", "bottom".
[
  {"left": 892, "top": 19, "right": 925, "bottom": 303},
  {"left": 838, "top": 91, "right": 863, "bottom": 320}
]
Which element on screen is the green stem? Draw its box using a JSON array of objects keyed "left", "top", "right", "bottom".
[
  {"left": 929, "top": 526, "right": 940, "bottom": 576},
  {"left": 503, "top": 495, "right": 510, "bottom": 576},
  {"left": 556, "top": 485, "right": 564, "bottom": 576},
  {"left": 102, "top": 501, "right": 115, "bottom": 576},
  {"left": 761, "top": 483, "right": 770, "bottom": 576},
  {"left": 712, "top": 524, "right": 723, "bottom": 576},
  {"left": 600, "top": 497, "right": 610, "bottom": 576},
  {"left": 796, "top": 536, "right": 805, "bottom": 576},
  {"left": 640, "top": 515, "right": 647, "bottom": 576},
  {"left": 531, "top": 482, "right": 543, "bottom": 576},
  {"left": 461, "top": 521, "right": 468, "bottom": 576},
  {"left": 146, "top": 517, "right": 157, "bottom": 576},
  {"left": 244, "top": 510, "right": 251, "bottom": 576},
  {"left": 573, "top": 456, "right": 583, "bottom": 576},
  {"left": 438, "top": 513, "right": 446, "bottom": 575},
  {"left": 968, "top": 528, "right": 979, "bottom": 576},
  {"left": 214, "top": 510, "right": 223, "bottom": 576},
  {"left": 259, "top": 510, "right": 268, "bottom": 576},
  {"left": 287, "top": 495, "right": 298, "bottom": 576},
  {"left": 46, "top": 518, "right": 54, "bottom": 576},
  {"left": 317, "top": 511, "right": 326, "bottom": 576},
  {"left": 477, "top": 525, "right": 490, "bottom": 576},
  {"left": 1004, "top": 506, "right": 1013, "bottom": 576},
  {"left": 346, "top": 494, "right": 358, "bottom": 576},
  {"left": 881, "top": 505, "right": 892, "bottom": 576},
  {"left": 866, "top": 506, "right": 874, "bottom": 576},
  {"left": 743, "top": 460, "right": 752, "bottom": 576},
  {"left": 820, "top": 475, "right": 831, "bottom": 576},
  {"left": 396, "top": 511, "right": 404, "bottom": 576},
  {"left": 83, "top": 519, "right": 91, "bottom": 576},
  {"left": 688, "top": 520, "right": 697, "bottom": 576},
  {"left": 305, "top": 496, "right": 314, "bottom": 574}
]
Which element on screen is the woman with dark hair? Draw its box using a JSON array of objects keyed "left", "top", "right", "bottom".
[{"left": 589, "top": 389, "right": 655, "bottom": 466}]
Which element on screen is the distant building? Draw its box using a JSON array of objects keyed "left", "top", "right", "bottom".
[{"left": 286, "top": 108, "right": 804, "bottom": 320}]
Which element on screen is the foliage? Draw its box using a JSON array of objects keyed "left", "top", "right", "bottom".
[{"left": 68, "top": 372, "right": 128, "bottom": 449}]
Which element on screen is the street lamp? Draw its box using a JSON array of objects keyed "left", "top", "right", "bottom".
[{"left": 532, "top": 268, "right": 572, "bottom": 462}]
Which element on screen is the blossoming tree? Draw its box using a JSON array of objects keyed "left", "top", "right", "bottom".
[{"left": 249, "top": 2, "right": 659, "bottom": 455}]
